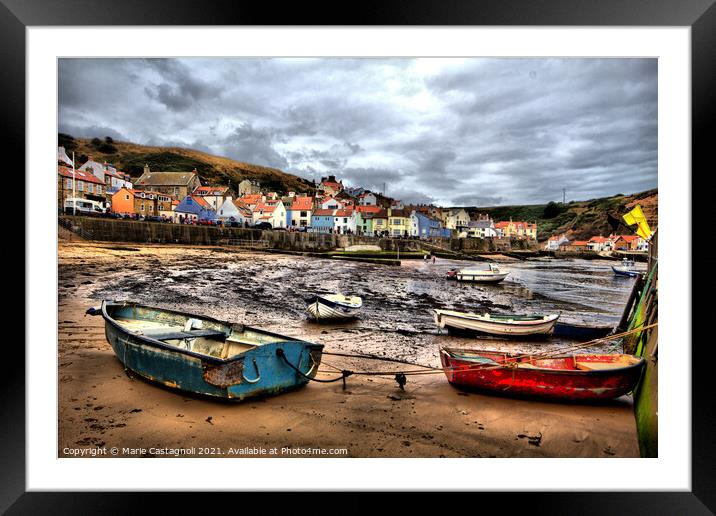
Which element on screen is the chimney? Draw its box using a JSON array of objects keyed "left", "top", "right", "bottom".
[{"left": 143, "top": 163, "right": 150, "bottom": 175}]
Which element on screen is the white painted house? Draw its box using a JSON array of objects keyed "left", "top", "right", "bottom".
[
  {"left": 321, "top": 197, "right": 346, "bottom": 210},
  {"left": 217, "top": 197, "right": 253, "bottom": 225},
  {"left": 252, "top": 200, "right": 287, "bottom": 228},
  {"left": 544, "top": 235, "right": 570, "bottom": 250},
  {"left": 358, "top": 192, "right": 377, "bottom": 206},
  {"left": 333, "top": 209, "right": 357, "bottom": 234}
]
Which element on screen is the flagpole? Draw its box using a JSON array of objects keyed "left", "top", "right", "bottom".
[{"left": 72, "top": 151, "right": 76, "bottom": 215}]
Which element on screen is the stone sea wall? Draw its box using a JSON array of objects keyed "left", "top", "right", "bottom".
[{"left": 59, "top": 216, "right": 535, "bottom": 253}]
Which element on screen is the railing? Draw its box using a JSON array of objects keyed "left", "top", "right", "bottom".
[{"left": 58, "top": 216, "right": 95, "bottom": 240}]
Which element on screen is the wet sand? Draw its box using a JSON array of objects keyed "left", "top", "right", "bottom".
[{"left": 58, "top": 241, "right": 640, "bottom": 458}]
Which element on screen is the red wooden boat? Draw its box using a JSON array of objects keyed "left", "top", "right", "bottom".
[{"left": 440, "top": 347, "right": 644, "bottom": 401}]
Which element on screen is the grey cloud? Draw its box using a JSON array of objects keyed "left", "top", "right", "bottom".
[
  {"left": 59, "top": 57, "right": 657, "bottom": 206},
  {"left": 220, "top": 122, "right": 288, "bottom": 169}
]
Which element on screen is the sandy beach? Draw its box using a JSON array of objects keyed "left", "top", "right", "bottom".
[{"left": 58, "top": 241, "right": 640, "bottom": 458}]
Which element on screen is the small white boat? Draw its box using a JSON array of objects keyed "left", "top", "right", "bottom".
[
  {"left": 453, "top": 263, "right": 509, "bottom": 283},
  {"left": 305, "top": 293, "right": 363, "bottom": 321},
  {"left": 433, "top": 309, "right": 559, "bottom": 336}
]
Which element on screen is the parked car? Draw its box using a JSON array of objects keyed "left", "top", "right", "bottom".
[
  {"left": 145, "top": 215, "right": 163, "bottom": 223},
  {"left": 254, "top": 221, "right": 273, "bottom": 230}
]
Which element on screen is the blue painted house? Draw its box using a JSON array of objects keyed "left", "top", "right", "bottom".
[
  {"left": 410, "top": 210, "right": 450, "bottom": 238},
  {"left": 310, "top": 209, "right": 337, "bottom": 233},
  {"left": 175, "top": 195, "right": 216, "bottom": 221}
]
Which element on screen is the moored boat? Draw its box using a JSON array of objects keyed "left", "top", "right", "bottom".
[
  {"left": 552, "top": 321, "right": 614, "bottom": 341},
  {"left": 440, "top": 347, "right": 645, "bottom": 401},
  {"left": 305, "top": 293, "right": 363, "bottom": 321},
  {"left": 434, "top": 309, "right": 559, "bottom": 336},
  {"left": 612, "top": 258, "right": 640, "bottom": 277},
  {"left": 453, "top": 263, "right": 509, "bottom": 283},
  {"left": 88, "top": 300, "right": 323, "bottom": 401}
]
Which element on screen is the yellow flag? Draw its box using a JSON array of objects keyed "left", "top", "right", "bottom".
[{"left": 623, "top": 205, "right": 652, "bottom": 239}]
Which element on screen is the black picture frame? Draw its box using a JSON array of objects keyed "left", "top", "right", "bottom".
[{"left": 6, "top": 0, "right": 712, "bottom": 513}]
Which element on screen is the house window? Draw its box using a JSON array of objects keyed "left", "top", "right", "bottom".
[
  {"left": 78, "top": 182, "right": 84, "bottom": 191},
  {"left": 97, "top": 185, "right": 102, "bottom": 194},
  {"left": 66, "top": 179, "right": 72, "bottom": 189},
  {"left": 140, "top": 204, "right": 144, "bottom": 211},
  {"left": 148, "top": 205, "right": 153, "bottom": 213},
  {"left": 88, "top": 184, "right": 94, "bottom": 193},
  {"left": 125, "top": 194, "right": 130, "bottom": 200}
]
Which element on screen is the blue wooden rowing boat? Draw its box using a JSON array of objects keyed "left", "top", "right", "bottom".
[
  {"left": 552, "top": 322, "right": 614, "bottom": 341},
  {"left": 612, "top": 258, "right": 641, "bottom": 277},
  {"left": 87, "top": 300, "right": 323, "bottom": 401}
]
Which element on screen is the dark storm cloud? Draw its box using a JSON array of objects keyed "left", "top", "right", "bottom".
[
  {"left": 220, "top": 123, "right": 288, "bottom": 169},
  {"left": 58, "top": 57, "right": 657, "bottom": 206}
]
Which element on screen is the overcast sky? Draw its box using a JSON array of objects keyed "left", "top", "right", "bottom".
[{"left": 59, "top": 58, "right": 657, "bottom": 206}]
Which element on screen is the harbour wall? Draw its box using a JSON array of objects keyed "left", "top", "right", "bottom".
[{"left": 58, "top": 216, "right": 537, "bottom": 253}]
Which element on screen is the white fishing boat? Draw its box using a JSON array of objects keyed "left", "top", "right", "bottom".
[
  {"left": 305, "top": 293, "right": 363, "bottom": 321},
  {"left": 452, "top": 263, "right": 509, "bottom": 283},
  {"left": 433, "top": 309, "right": 559, "bottom": 336}
]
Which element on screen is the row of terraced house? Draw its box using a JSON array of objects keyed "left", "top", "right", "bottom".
[
  {"left": 58, "top": 147, "right": 538, "bottom": 239},
  {"left": 544, "top": 234, "right": 649, "bottom": 252}
]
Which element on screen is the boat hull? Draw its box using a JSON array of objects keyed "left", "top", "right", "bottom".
[
  {"left": 101, "top": 303, "right": 323, "bottom": 401},
  {"left": 612, "top": 266, "right": 640, "bottom": 277},
  {"left": 434, "top": 310, "right": 559, "bottom": 336},
  {"left": 440, "top": 348, "right": 644, "bottom": 401},
  {"left": 552, "top": 322, "right": 614, "bottom": 341},
  {"left": 455, "top": 272, "right": 508, "bottom": 283},
  {"left": 305, "top": 296, "right": 361, "bottom": 320}
]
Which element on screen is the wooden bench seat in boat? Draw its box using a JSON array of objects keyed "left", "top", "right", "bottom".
[
  {"left": 140, "top": 328, "right": 228, "bottom": 341},
  {"left": 575, "top": 361, "right": 625, "bottom": 371}
]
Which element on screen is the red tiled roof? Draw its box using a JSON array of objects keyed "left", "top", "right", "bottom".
[
  {"left": 58, "top": 166, "right": 104, "bottom": 185},
  {"left": 240, "top": 194, "right": 263, "bottom": 205},
  {"left": 255, "top": 202, "right": 276, "bottom": 213},
  {"left": 321, "top": 181, "right": 342, "bottom": 190},
  {"left": 191, "top": 196, "right": 212, "bottom": 208},
  {"left": 313, "top": 209, "right": 335, "bottom": 216},
  {"left": 289, "top": 196, "right": 313, "bottom": 211},
  {"left": 589, "top": 236, "right": 610, "bottom": 243},
  {"left": 572, "top": 241, "right": 589, "bottom": 246},
  {"left": 194, "top": 186, "right": 228, "bottom": 196},
  {"left": 356, "top": 205, "right": 382, "bottom": 214},
  {"left": 335, "top": 209, "right": 353, "bottom": 217}
]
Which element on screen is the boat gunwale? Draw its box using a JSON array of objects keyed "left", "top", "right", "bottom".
[
  {"left": 434, "top": 309, "right": 559, "bottom": 326},
  {"left": 305, "top": 294, "right": 363, "bottom": 310},
  {"left": 440, "top": 347, "right": 645, "bottom": 376},
  {"left": 101, "top": 300, "right": 322, "bottom": 365}
]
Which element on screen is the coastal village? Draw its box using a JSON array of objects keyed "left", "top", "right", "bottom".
[{"left": 57, "top": 146, "right": 648, "bottom": 252}]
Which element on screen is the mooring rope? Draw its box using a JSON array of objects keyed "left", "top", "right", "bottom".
[{"left": 301, "top": 322, "right": 659, "bottom": 381}]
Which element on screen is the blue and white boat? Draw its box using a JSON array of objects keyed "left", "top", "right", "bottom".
[
  {"left": 87, "top": 300, "right": 323, "bottom": 401},
  {"left": 612, "top": 258, "right": 640, "bottom": 277}
]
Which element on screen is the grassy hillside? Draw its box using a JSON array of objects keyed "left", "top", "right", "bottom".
[
  {"left": 58, "top": 134, "right": 315, "bottom": 194},
  {"left": 462, "top": 189, "right": 658, "bottom": 241}
]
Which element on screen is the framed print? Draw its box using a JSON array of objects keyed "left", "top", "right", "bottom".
[{"left": 5, "top": 0, "right": 713, "bottom": 512}]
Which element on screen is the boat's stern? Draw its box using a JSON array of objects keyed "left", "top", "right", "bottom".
[{"left": 222, "top": 341, "right": 324, "bottom": 400}]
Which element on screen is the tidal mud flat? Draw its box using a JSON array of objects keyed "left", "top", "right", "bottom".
[{"left": 58, "top": 242, "right": 641, "bottom": 458}]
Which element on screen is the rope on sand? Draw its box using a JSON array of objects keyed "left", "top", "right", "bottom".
[{"left": 284, "top": 322, "right": 658, "bottom": 389}]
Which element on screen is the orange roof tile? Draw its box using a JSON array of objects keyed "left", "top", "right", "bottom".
[{"left": 289, "top": 196, "right": 313, "bottom": 211}]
